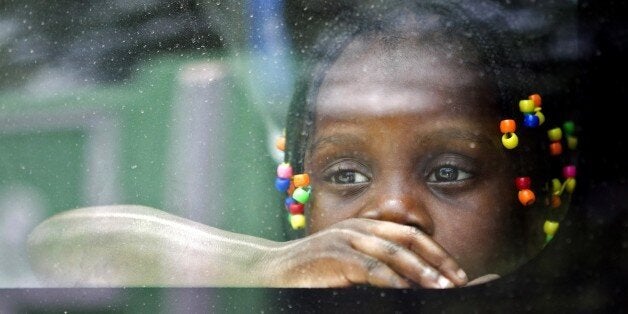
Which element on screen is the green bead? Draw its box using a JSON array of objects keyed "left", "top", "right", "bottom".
[
  {"left": 292, "top": 187, "right": 311, "bottom": 204},
  {"left": 563, "top": 120, "right": 575, "bottom": 135}
]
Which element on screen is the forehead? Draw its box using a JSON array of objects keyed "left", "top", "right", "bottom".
[{"left": 315, "top": 34, "right": 497, "bottom": 118}]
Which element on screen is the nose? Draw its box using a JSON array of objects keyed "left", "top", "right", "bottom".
[{"left": 359, "top": 184, "right": 435, "bottom": 235}]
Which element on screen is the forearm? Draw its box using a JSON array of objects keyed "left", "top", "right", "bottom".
[{"left": 27, "top": 205, "right": 278, "bottom": 287}]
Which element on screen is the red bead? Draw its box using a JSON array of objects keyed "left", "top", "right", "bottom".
[
  {"left": 515, "top": 177, "right": 532, "bottom": 190},
  {"left": 288, "top": 202, "right": 304, "bottom": 214}
]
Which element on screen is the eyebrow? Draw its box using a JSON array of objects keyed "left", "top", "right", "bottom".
[
  {"left": 309, "top": 134, "right": 366, "bottom": 155},
  {"left": 417, "top": 129, "right": 494, "bottom": 147}
]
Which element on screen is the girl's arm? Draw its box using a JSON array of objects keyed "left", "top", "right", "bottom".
[
  {"left": 27, "top": 205, "right": 278, "bottom": 287},
  {"left": 27, "top": 205, "right": 468, "bottom": 288}
]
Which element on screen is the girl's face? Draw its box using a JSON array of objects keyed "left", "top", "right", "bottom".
[{"left": 304, "top": 36, "right": 523, "bottom": 279}]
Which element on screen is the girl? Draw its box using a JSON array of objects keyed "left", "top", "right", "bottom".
[{"left": 27, "top": 1, "right": 577, "bottom": 289}]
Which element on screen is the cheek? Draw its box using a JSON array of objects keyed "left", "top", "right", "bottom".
[
  {"left": 306, "top": 188, "right": 357, "bottom": 234},
  {"left": 432, "top": 186, "right": 518, "bottom": 277}
]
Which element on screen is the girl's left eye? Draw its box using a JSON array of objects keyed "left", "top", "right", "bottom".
[{"left": 426, "top": 165, "right": 473, "bottom": 182}]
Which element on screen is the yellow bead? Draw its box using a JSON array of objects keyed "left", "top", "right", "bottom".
[
  {"left": 290, "top": 214, "right": 306, "bottom": 230},
  {"left": 534, "top": 109, "right": 545, "bottom": 125},
  {"left": 519, "top": 99, "right": 535, "bottom": 113},
  {"left": 567, "top": 136, "right": 578, "bottom": 150},
  {"left": 564, "top": 178, "right": 576, "bottom": 193},
  {"left": 551, "top": 178, "right": 562, "bottom": 195},
  {"left": 543, "top": 220, "right": 559, "bottom": 236},
  {"left": 501, "top": 132, "right": 518, "bottom": 149},
  {"left": 547, "top": 127, "right": 563, "bottom": 142}
]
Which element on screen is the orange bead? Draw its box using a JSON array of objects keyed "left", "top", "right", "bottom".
[
  {"left": 550, "top": 194, "right": 561, "bottom": 208},
  {"left": 518, "top": 189, "right": 535, "bottom": 206},
  {"left": 275, "top": 136, "right": 286, "bottom": 151},
  {"left": 287, "top": 181, "right": 296, "bottom": 195},
  {"left": 500, "top": 119, "right": 516, "bottom": 133},
  {"left": 529, "top": 94, "right": 542, "bottom": 107},
  {"left": 549, "top": 141, "right": 563, "bottom": 156},
  {"left": 293, "top": 173, "right": 310, "bottom": 187}
]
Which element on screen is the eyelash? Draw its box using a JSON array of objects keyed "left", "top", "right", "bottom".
[
  {"left": 425, "top": 164, "right": 473, "bottom": 183},
  {"left": 323, "top": 161, "right": 371, "bottom": 185},
  {"left": 424, "top": 156, "right": 475, "bottom": 184}
]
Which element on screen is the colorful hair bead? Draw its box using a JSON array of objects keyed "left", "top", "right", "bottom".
[
  {"left": 276, "top": 136, "right": 286, "bottom": 151},
  {"left": 562, "top": 165, "right": 576, "bottom": 179},
  {"left": 567, "top": 136, "right": 578, "bottom": 150},
  {"left": 562, "top": 121, "right": 575, "bottom": 135},
  {"left": 501, "top": 132, "right": 519, "bottom": 149},
  {"left": 547, "top": 127, "right": 563, "bottom": 142},
  {"left": 292, "top": 187, "right": 311, "bottom": 204},
  {"left": 288, "top": 202, "right": 305, "bottom": 215},
  {"left": 290, "top": 214, "right": 306, "bottom": 230},
  {"left": 529, "top": 93, "right": 542, "bottom": 107},
  {"left": 549, "top": 141, "right": 563, "bottom": 156},
  {"left": 534, "top": 109, "right": 545, "bottom": 125},
  {"left": 284, "top": 197, "right": 295, "bottom": 209},
  {"left": 292, "top": 174, "right": 310, "bottom": 188},
  {"left": 515, "top": 176, "right": 535, "bottom": 206},
  {"left": 523, "top": 114, "right": 540, "bottom": 128},
  {"left": 500, "top": 119, "right": 519, "bottom": 149},
  {"left": 500, "top": 119, "right": 516, "bottom": 133},
  {"left": 551, "top": 178, "right": 562, "bottom": 195},
  {"left": 543, "top": 220, "right": 559, "bottom": 242},
  {"left": 277, "top": 162, "right": 293, "bottom": 179},
  {"left": 518, "top": 189, "right": 536, "bottom": 206},
  {"left": 550, "top": 194, "right": 561, "bottom": 208},
  {"left": 519, "top": 99, "right": 535, "bottom": 113},
  {"left": 564, "top": 178, "right": 576, "bottom": 193},
  {"left": 515, "top": 176, "right": 532, "bottom": 190},
  {"left": 275, "top": 177, "right": 291, "bottom": 192}
]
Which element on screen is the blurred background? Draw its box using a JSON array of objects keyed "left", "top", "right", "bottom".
[{"left": 0, "top": 0, "right": 625, "bottom": 312}]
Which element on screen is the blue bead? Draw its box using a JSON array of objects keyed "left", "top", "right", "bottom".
[
  {"left": 284, "top": 197, "right": 295, "bottom": 209},
  {"left": 523, "top": 113, "right": 540, "bottom": 128},
  {"left": 275, "top": 177, "right": 291, "bottom": 192}
]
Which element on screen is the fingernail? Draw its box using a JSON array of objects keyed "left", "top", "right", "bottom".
[
  {"left": 437, "top": 276, "right": 454, "bottom": 289},
  {"left": 456, "top": 269, "right": 468, "bottom": 281}
]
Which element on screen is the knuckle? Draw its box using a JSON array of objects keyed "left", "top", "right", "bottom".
[
  {"left": 383, "top": 241, "right": 401, "bottom": 256},
  {"left": 404, "top": 225, "right": 422, "bottom": 237},
  {"left": 362, "top": 257, "right": 381, "bottom": 272}
]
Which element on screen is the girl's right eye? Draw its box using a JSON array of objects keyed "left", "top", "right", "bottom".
[
  {"left": 329, "top": 170, "right": 369, "bottom": 184},
  {"left": 322, "top": 160, "right": 371, "bottom": 185}
]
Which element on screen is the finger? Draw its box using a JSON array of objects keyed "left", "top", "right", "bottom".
[
  {"left": 348, "top": 219, "right": 468, "bottom": 286},
  {"left": 349, "top": 232, "right": 454, "bottom": 289},
  {"left": 342, "top": 251, "right": 411, "bottom": 289},
  {"left": 466, "top": 273, "right": 501, "bottom": 286}
]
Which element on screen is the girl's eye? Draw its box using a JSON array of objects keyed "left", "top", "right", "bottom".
[
  {"left": 330, "top": 170, "right": 370, "bottom": 184},
  {"left": 426, "top": 166, "right": 472, "bottom": 182}
]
